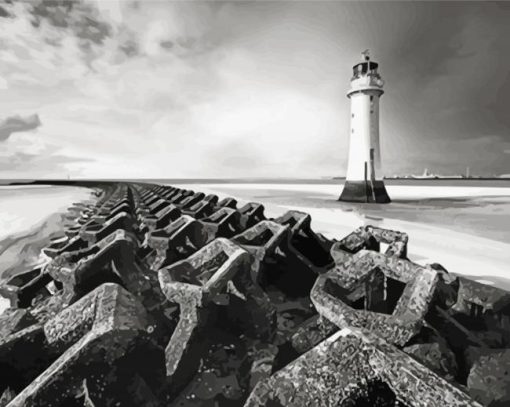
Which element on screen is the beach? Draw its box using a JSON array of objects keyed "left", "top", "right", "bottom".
[
  {"left": 0, "top": 185, "right": 93, "bottom": 311},
  {"left": 170, "top": 182, "right": 510, "bottom": 290}
]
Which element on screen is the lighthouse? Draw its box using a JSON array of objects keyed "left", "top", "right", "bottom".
[{"left": 339, "top": 51, "right": 391, "bottom": 203}]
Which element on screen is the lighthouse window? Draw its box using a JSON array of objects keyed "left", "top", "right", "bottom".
[
  {"left": 370, "top": 95, "right": 374, "bottom": 101},
  {"left": 352, "top": 113, "right": 354, "bottom": 118}
]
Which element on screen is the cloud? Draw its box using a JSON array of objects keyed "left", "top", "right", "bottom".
[
  {"left": 29, "top": 0, "right": 111, "bottom": 50},
  {"left": 0, "top": 114, "right": 42, "bottom": 142},
  {"left": 0, "top": 151, "right": 93, "bottom": 175},
  {"left": 1, "top": 1, "right": 510, "bottom": 178}
]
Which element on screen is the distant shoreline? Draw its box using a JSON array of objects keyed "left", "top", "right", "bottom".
[{"left": 1, "top": 178, "right": 510, "bottom": 188}]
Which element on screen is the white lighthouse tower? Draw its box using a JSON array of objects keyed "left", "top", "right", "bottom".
[{"left": 339, "top": 50, "right": 391, "bottom": 203}]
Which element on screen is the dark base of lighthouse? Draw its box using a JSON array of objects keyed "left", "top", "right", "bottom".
[{"left": 338, "top": 180, "right": 391, "bottom": 203}]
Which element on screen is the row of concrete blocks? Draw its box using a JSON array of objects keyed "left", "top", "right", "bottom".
[
  {"left": 246, "top": 225, "right": 510, "bottom": 406},
  {"left": 0, "top": 182, "right": 338, "bottom": 405},
  {"left": 241, "top": 216, "right": 480, "bottom": 406},
  {"left": 0, "top": 184, "right": 137, "bottom": 308},
  {"left": 0, "top": 182, "right": 494, "bottom": 406}
]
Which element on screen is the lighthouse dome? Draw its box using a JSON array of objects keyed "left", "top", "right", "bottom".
[
  {"left": 348, "top": 55, "right": 384, "bottom": 97},
  {"left": 352, "top": 61, "right": 380, "bottom": 80}
]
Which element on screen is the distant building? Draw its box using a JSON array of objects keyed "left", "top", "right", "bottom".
[{"left": 339, "top": 51, "right": 391, "bottom": 203}]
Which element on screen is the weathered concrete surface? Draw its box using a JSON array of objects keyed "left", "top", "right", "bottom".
[
  {"left": 8, "top": 283, "right": 153, "bottom": 407},
  {"left": 148, "top": 215, "right": 209, "bottom": 270},
  {"left": 467, "top": 348, "right": 510, "bottom": 406},
  {"left": 290, "top": 314, "right": 339, "bottom": 354},
  {"left": 275, "top": 210, "right": 334, "bottom": 274},
  {"left": 232, "top": 220, "right": 289, "bottom": 262},
  {"left": 216, "top": 197, "right": 238, "bottom": 209},
  {"left": 238, "top": 202, "right": 266, "bottom": 230},
  {"left": 47, "top": 230, "right": 139, "bottom": 304},
  {"left": 403, "top": 326, "right": 458, "bottom": 381},
  {"left": 0, "top": 308, "right": 36, "bottom": 337},
  {"left": 311, "top": 250, "right": 438, "bottom": 346},
  {"left": 0, "top": 182, "right": 502, "bottom": 406},
  {"left": 142, "top": 204, "right": 181, "bottom": 231},
  {"left": 0, "top": 268, "right": 52, "bottom": 309},
  {"left": 158, "top": 238, "right": 275, "bottom": 398},
  {"left": 245, "top": 327, "right": 481, "bottom": 407},
  {"left": 182, "top": 196, "right": 218, "bottom": 219},
  {"left": 201, "top": 207, "right": 242, "bottom": 240},
  {"left": 335, "top": 225, "right": 408, "bottom": 259}
]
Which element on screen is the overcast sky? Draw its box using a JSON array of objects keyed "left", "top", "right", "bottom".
[{"left": 1, "top": 0, "right": 509, "bottom": 179}]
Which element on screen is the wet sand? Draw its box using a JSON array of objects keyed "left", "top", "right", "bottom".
[{"left": 0, "top": 186, "right": 93, "bottom": 312}]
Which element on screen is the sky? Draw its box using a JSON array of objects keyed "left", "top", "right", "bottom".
[{"left": 1, "top": 0, "right": 510, "bottom": 179}]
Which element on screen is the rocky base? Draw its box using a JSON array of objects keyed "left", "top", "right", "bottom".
[{"left": 339, "top": 180, "right": 391, "bottom": 203}]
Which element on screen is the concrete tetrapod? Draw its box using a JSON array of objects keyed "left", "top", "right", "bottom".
[
  {"left": 158, "top": 238, "right": 275, "bottom": 398},
  {"left": 6, "top": 283, "right": 157, "bottom": 407},
  {"left": 311, "top": 250, "right": 438, "bottom": 346}
]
